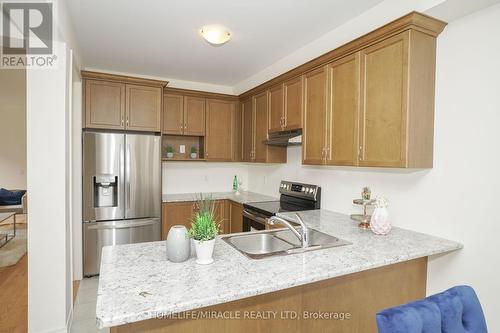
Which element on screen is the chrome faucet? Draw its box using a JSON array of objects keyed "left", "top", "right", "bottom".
[{"left": 268, "top": 213, "right": 309, "bottom": 248}]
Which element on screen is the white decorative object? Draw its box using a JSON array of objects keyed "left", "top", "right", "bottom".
[
  {"left": 194, "top": 239, "right": 215, "bottom": 265},
  {"left": 190, "top": 153, "right": 197, "bottom": 159},
  {"left": 370, "top": 196, "right": 391, "bottom": 235},
  {"left": 166, "top": 152, "right": 174, "bottom": 158},
  {"left": 166, "top": 225, "right": 190, "bottom": 262}
]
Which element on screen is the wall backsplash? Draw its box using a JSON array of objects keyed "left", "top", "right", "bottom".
[{"left": 162, "top": 162, "right": 249, "bottom": 194}]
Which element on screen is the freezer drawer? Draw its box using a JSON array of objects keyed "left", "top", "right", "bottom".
[{"left": 83, "top": 218, "right": 160, "bottom": 276}]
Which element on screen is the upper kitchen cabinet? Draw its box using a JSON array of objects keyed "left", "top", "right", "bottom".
[
  {"left": 183, "top": 96, "right": 206, "bottom": 136},
  {"left": 325, "top": 53, "right": 360, "bottom": 166},
  {"left": 205, "top": 99, "right": 236, "bottom": 161},
  {"left": 358, "top": 30, "right": 437, "bottom": 168},
  {"left": 283, "top": 76, "right": 303, "bottom": 131},
  {"left": 302, "top": 66, "right": 328, "bottom": 165},
  {"left": 84, "top": 79, "right": 126, "bottom": 130},
  {"left": 163, "top": 94, "right": 205, "bottom": 136},
  {"left": 82, "top": 71, "right": 167, "bottom": 131},
  {"left": 162, "top": 94, "right": 184, "bottom": 135},
  {"left": 125, "top": 84, "right": 162, "bottom": 132},
  {"left": 268, "top": 84, "right": 284, "bottom": 133},
  {"left": 241, "top": 97, "right": 255, "bottom": 162},
  {"left": 268, "top": 78, "right": 303, "bottom": 133}
]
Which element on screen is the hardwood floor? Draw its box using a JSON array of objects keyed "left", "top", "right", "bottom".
[
  {"left": 0, "top": 223, "right": 27, "bottom": 333},
  {"left": 0, "top": 254, "right": 27, "bottom": 333}
]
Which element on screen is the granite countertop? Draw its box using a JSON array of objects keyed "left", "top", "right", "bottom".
[
  {"left": 162, "top": 190, "right": 277, "bottom": 204},
  {"left": 96, "top": 209, "right": 462, "bottom": 328}
]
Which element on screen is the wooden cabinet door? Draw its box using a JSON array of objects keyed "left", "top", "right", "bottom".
[
  {"left": 184, "top": 96, "right": 206, "bottom": 136},
  {"left": 163, "top": 94, "right": 184, "bottom": 134},
  {"left": 229, "top": 201, "right": 243, "bottom": 233},
  {"left": 232, "top": 104, "right": 243, "bottom": 162},
  {"left": 254, "top": 91, "right": 269, "bottom": 162},
  {"left": 213, "top": 200, "right": 227, "bottom": 234},
  {"left": 125, "top": 84, "right": 161, "bottom": 132},
  {"left": 326, "top": 54, "right": 360, "bottom": 166},
  {"left": 161, "top": 202, "right": 194, "bottom": 240},
  {"left": 359, "top": 32, "right": 409, "bottom": 167},
  {"left": 85, "top": 79, "right": 125, "bottom": 129},
  {"left": 205, "top": 99, "right": 234, "bottom": 161},
  {"left": 241, "top": 98, "right": 255, "bottom": 162},
  {"left": 303, "top": 66, "right": 328, "bottom": 165},
  {"left": 268, "top": 84, "right": 284, "bottom": 133},
  {"left": 283, "top": 76, "right": 303, "bottom": 131}
]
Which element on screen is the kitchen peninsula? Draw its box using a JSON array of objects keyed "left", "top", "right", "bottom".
[{"left": 96, "top": 209, "right": 461, "bottom": 332}]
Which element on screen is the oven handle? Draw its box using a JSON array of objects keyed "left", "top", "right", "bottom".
[{"left": 243, "top": 209, "right": 269, "bottom": 226}]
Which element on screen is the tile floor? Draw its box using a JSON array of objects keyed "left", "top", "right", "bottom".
[{"left": 71, "top": 277, "right": 109, "bottom": 333}]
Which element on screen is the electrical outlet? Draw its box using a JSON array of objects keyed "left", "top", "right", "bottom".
[{"left": 180, "top": 145, "right": 185, "bottom": 154}]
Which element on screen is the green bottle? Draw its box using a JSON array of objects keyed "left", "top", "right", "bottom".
[{"left": 233, "top": 175, "right": 238, "bottom": 191}]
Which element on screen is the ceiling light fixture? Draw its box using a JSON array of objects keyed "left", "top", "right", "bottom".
[{"left": 199, "top": 25, "right": 231, "bottom": 46}]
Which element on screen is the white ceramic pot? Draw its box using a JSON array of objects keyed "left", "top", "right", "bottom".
[
  {"left": 190, "top": 153, "right": 197, "bottom": 159},
  {"left": 370, "top": 207, "right": 391, "bottom": 235},
  {"left": 166, "top": 225, "right": 191, "bottom": 262},
  {"left": 166, "top": 152, "right": 174, "bottom": 158},
  {"left": 194, "top": 239, "right": 215, "bottom": 265}
]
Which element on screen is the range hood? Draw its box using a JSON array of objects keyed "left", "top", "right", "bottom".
[{"left": 263, "top": 129, "right": 302, "bottom": 147}]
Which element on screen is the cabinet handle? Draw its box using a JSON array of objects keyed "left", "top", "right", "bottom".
[
  {"left": 121, "top": 115, "right": 124, "bottom": 126},
  {"left": 358, "top": 146, "right": 363, "bottom": 160},
  {"left": 184, "top": 123, "right": 187, "bottom": 129},
  {"left": 126, "top": 116, "right": 129, "bottom": 126}
]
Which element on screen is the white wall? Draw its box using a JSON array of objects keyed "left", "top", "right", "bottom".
[
  {"left": 246, "top": 5, "right": 500, "bottom": 330},
  {"left": 162, "top": 162, "right": 249, "bottom": 194},
  {"left": 0, "top": 68, "right": 26, "bottom": 189},
  {"left": 27, "top": 1, "right": 82, "bottom": 332}
]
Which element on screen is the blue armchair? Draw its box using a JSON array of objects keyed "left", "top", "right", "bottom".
[{"left": 376, "top": 285, "right": 487, "bottom": 333}]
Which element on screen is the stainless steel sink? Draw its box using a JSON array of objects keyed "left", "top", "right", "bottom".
[{"left": 222, "top": 228, "right": 351, "bottom": 259}]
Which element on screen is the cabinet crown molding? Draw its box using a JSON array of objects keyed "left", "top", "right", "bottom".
[
  {"left": 81, "top": 70, "right": 168, "bottom": 87},
  {"left": 238, "top": 11, "right": 447, "bottom": 99}
]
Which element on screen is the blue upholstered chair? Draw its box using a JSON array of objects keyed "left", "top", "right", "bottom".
[{"left": 376, "top": 285, "right": 487, "bottom": 333}]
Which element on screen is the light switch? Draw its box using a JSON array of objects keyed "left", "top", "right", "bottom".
[{"left": 180, "top": 145, "right": 185, "bottom": 154}]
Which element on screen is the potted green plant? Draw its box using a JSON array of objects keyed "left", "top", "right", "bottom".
[
  {"left": 187, "top": 194, "right": 220, "bottom": 264},
  {"left": 166, "top": 145, "right": 174, "bottom": 159},
  {"left": 190, "top": 146, "right": 198, "bottom": 159}
]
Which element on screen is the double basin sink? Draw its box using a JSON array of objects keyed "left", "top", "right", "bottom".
[{"left": 222, "top": 227, "right": 351, "bottom": 259}]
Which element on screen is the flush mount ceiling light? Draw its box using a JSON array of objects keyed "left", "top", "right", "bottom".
[{"left": 199, "top": 25, "right": 231, "bottom": 46}]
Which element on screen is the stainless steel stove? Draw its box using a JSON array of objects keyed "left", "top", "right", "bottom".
[{"left": 242, "top": 181, "right": 321, "bottom": 231}]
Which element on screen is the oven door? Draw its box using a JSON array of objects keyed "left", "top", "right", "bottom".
[{"left": 242, "top": 209, "right": 270, "bottom": 232}]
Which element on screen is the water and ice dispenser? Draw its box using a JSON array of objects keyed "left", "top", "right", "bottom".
[{"left": 93, "top": 175, "right": 118, "bottom": 208}]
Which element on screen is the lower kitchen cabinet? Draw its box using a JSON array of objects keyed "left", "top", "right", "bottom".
[
  {"left": 229, "top": 201, "right": 243, "bottom": 233},
  {"left": 161, "top": 200, "right": 233, "bottom": 239},
  {"left": 161, "top": 202, "right": 195, "bottom": 240}
]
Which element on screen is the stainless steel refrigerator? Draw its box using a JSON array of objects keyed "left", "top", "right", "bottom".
[{"left": 83, "top": 131, "right": 161, "bottom": 276}]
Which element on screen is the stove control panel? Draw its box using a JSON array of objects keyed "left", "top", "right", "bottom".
[{"left": 279, "top": 181, "right": 320, "bottom": 201}]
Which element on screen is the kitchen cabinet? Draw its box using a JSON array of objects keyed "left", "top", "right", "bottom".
[
  {"left": 325, "top": 53, "right": 360, "bottom": 166},
  {"left": 229, "top": 201, "right": 243, "bottom": 233},
  {"left": 184, "top": 96, "right": 206, "bottom": 136},
  {"left": 241, "top": 93, "right": 286, "bottom": 163},
  {"left": 268, "top": 84, "right": 284, "bottom": 133},
  {"left": 161, "top": 200, "right": 230, "bottom": 239},
  {"left": 302, "top": 66, "right": 328, "bottom": 165},
  {"left": 268, "top": 78, "right": 303, "bottom": 134},
  {"left": 162, "top": 95, "right": 205, "bottom": 136},
  {"left": 85, "top": 79, "right": 126, "bottom": 130},
  {"left": 254, "top": 91, "right": 269, "bottom": 162},
  {"left": 205, "top": 99, "right": 235, "bottom": 161},
  {"left": 232, "top": 104, "right": 243, "bottom": 162},
  {"left": 125, "top": 84, "right": 162, "bottom": 132},
  {"left": 162, "top": 94, "right": 184, "bottom": 134},
  {"left": 83, "top": 71, "right": 166, "bottom": 131},
  {"left": 283, "top": 76, "right": 303, "bottom": 131},
  {"left": 358, "top": 30, "right": 436, "bottom": 168},
  {"left": 241, "top": 97, "right": 254, "bottom": 162},
  {"left": 161, "top": 202, "right": 194, "bottom": 240}
]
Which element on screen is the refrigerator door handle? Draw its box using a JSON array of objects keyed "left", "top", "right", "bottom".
[
  {"left": 87, "top": 218, "right": 160, "bottom": 230},
  {"left": 125, "top": 142, "right": 131, "bottom": 212}
]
